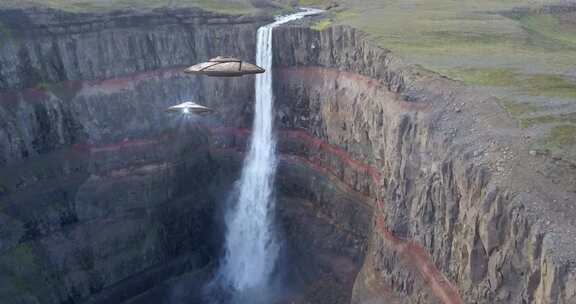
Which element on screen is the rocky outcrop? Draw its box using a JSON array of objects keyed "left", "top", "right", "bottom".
[
  {"left": 0, "top": 129, "right": 220, "bottom": 304},
  {"left": 272, "top": 25, "right": 576, "bottom": 304}
]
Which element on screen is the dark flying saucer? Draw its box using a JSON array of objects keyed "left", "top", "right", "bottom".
[{"left": 184, "top": 56, "right": 265, "bottom": 77}]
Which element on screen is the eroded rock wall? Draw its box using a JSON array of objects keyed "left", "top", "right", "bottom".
[
  {"left": 0, "top": 6, "right": 264, "bottom": 166},
  {"left": 272, "top": 26, "right": 576, "bottom": 304},
  {"left": 0, "top": 7, "right": 266, "bottom": 90},
  {"left": 0, "top": 8, "right": 261, "bottom": 303}
]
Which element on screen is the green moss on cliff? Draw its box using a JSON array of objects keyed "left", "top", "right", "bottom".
[
  {"left": 0, "top": 243, "right": 38, "bottom": 293},
  {"left": 0, "top": 184, "right": 7, "bottom": 196},
  {"left": 0, "top": 21, "right": 11, "bottom": 48},
  {"left": 35, "top": 82, "right": 51, "bottom": 91}
]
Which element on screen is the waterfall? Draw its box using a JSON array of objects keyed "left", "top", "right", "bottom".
[{"left": 217, "top": 7, "right": 323, "bottom": 296}]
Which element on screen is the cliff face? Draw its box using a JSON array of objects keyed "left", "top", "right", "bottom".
[
  {"left": 0, "top": 7, "right": 261, "bottom": 304},
  {"left": 0, "top": 7, "right": 265, "bottom": 166},
  {"left": 272, "top": 26, "right": 576, "bottom": 304}
]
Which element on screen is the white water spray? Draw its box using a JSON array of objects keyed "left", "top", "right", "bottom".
[{"left": 218, "top": 8, "right": 323, "bottom": 294}]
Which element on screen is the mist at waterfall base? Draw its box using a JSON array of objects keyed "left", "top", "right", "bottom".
[{"left": 201, "top": 8, "right": 323, "bottom": 304}]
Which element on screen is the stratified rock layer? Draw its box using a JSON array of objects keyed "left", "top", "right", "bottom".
[
  {"left": 0, "top": 7, "right": 261, "bottom": 303},
  {"left": 272, "top": 25, "right": 576, "bottom": 304}
]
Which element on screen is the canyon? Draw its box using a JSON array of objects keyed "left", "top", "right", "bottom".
[{"left": 0, "top": 5, "right": 576, "bottom": 304}]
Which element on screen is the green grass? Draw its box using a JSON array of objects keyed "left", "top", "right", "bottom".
[
  {"left": 294, "top": 0, "right": 576, "bottom": 100},
  {"left": 520, "top": 113, "right": 576, "bottom": 128},
  {"left": 530, "top": 124, "right": 576, "bottom": 158},
  {"left": 545, "top": 125, "right": 576, "bottom": 146},
  {"left": 299, "top": 0, "right": 329, "bottom": 6},
  {"left": 437, "top": 67, "right": 519, "bottom": 87},
  {"left": 525, "top": 74, "right": 576, "bottom": 98},
  {"left": 510, "top": 11, "right": 576, "bottom": 49},
  {"left": 311, "top": 18, "right": 332, "bottom": 31},
  {"left": 309, "top": 7, "right": 357, "bottom": 31},
  {"left": 436, "top": 67, "right": 576, "bottom": 98},
  {"left": 497, "top": 98, "right": 539, "bottom": 117},
  {"left": 333, "top": 8, "right": 357, "bottom": 19}
]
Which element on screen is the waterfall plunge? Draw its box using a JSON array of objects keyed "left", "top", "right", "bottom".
[{"left": 217, "top": 8, "right": 323, "bottom": 296}]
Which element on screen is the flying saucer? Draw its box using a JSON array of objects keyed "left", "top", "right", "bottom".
[
  {"left": 165, "top": 102, "right": 214, "bottom": 115},
  {"left": 184, "top": 56, "right": 265, "bottom": 77}
]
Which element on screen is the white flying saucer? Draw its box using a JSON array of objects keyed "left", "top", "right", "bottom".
[{"left": 165, "top": 102, "right": 214, "bottom": 115}]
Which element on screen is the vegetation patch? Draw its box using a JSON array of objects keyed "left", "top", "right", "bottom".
[
  {"left": 333, "top": 8, "right": 357, "bottom": 19},
  {"left": 35, "top": 82, "right": 51, "bottom": 92},
  {"left": 524, "top": 74, "right": 576, "bottom": 98},
  {"left": 545, "top": 125, "right": 576, "bottom": 147},
  {"left": 509, "top": 10, "right": 576, "bottom": 49},
  {"left": 0, "top": 185, "right": 7, "bottom": 197},
  {"left": 298, "top": 0, "right": 329, "bottom": 7},
  {"left": 438, "top": 67, "right": 576, "bottom": 98},
  {"left": 308, "top": 7, "right": 356, "bottom": 31},
  {"left": 423, "top": 31, "right": 518, "bottom": 46},
  {"left": 520, "top": 113, "right": 576, "bottom": 128},
  {"left": 0, "top": 20, "right": 12, "bottom": 48},
  {"left": 311, "top": 18, "right": 332, "bottom": 31},
  {"left": 497, "top": 98, "right": 539, "bottom": 117},
  {"left": 0, "top": 243, "right": 38, "bottom": 293},
  {"left": 436, "top": 67, "right": 519, "bottom": 87}
]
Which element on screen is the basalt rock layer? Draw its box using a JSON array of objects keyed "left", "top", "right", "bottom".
[
  {"left": 0, "top": 7, "right": 261, "bottom": 303},
  {"left": 272, "top": 25, "right": 576, "bottom": 304}
]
